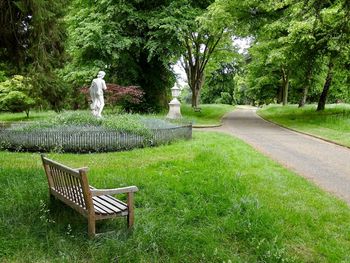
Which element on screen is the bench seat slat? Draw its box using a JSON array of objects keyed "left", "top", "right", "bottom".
[
  {"left": 89, "top": 186, "right": 128, "bottom": 210},
  {"left": 93, "top": 200, "right": 120, "bottom": 215},
  {"left": 93, "top": 201, "right": 113, "bottom": 214},
  {"left": 93, "top": 203, "right": 108, "bottom": 214},
  {"left": 93, "top": 196, "right": 123, "bottom": 214},
  {"left": 97, "top": 195, "right": 127, "bottom": 210}
]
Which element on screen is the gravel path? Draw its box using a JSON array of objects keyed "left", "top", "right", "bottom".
[{"left": 200, "top": 106, "right": 350, "bottom": 205}]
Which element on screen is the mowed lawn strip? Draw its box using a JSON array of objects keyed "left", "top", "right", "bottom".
[
  {"left": 0, "top": 110, "right": 57, "bottom": 122},
  {"left": 258, "top": 104, "right": 350, "bottom": 147},
  {"left": 0, "top": 132, "right": 349, "bottom": 262},
  {"left": 180, "top": 104, "right": 234, "bottom": 125}
]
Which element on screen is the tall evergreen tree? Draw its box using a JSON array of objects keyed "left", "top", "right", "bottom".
[{"left": 0, "top": 0, "right": 68, "bottom": 111}]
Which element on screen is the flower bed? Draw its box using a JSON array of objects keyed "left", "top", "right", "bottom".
[{"left": 0, "top": 112, "right": 192, "bottom": 153}]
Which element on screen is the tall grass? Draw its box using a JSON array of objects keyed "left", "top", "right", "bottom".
[
  {"left": 258, "top": 104, "right": 350, "bottom": 146},
  {"left": 1, "top": 132, "right": 350, "bottom": 262},
  {"left": 12, "top": 111, "right": 152, "bottom": 137}
]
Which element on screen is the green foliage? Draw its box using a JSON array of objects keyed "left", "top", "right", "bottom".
[
  {"left": 148, "top": 0, "right": 236, "bottom": 108},
  {"left": 64, "top": 0, "right": 177, "bottom": 112},
  {"left": 0, "top": 75, "right": 38, "bottom": 117},
  {"left": 0, "top": 70, "right": 7, "bottom": 82},
  {"left": 210, "top": 0, "right": 350, "bottom": 109},
  {"left": 202, "top": 60, "right": 242, "bottom": 104},
  {"left": 179, "top": 84, "right": 192, "bottom": 104},
  {"left": 0, "top": 91, "right": 35, "bottom": 117},
  {"left": 0, "top": 0, "right": 69, "bottom": 111},
  {"left": 35, "top": 72, "right": 69, "bottom": 112},
  {"left": 214, "top": 92, "right": 233, "bottom": 105}
]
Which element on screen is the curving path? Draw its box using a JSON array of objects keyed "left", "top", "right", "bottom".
[{"left": 202, "top": 106, "right": 350, "bottom": 205}]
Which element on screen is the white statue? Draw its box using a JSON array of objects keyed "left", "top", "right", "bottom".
[{"left": 90, "top": 71, "right": 107, "bottom": 118}]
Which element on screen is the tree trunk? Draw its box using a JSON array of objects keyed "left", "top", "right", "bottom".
[
  {"left": 298, "top": 62, "right": 313, "bottom": 108},
  {"left": 189, "top": 71, "right": 204, "bottom": 108},
  {"left": 282, "top": 79, "right": 289, "bottom": 106},
  {"left": 191, "top": 85, "right": 202, "bottom": 108},
  {"left": 298, "top": 84, "right": 309, "bottom": 108},
  {"left": 317, "top": 59, "right": 334, "bottom": 111},
  {"left": 182, "top": 31, "right": 222, "bottom": 109},
  {"left": 191, "top": 92, "right": 197, "bottom": 108},
  {"left": 281, "top": 67, "right": 289, "bottom": 106},
  {"left": 277, "top": 86, "right": 283, "bottom": 104}
]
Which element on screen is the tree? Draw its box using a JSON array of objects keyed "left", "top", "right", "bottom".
[
  {"left": 0, "top": 75, "right": 37, "bottom": 117},
  {"left": 285, "top": 0, "right": 350, "bottom": 109},
  {"left": 1, "top": 91, "right": 35, "bottom": 117},
  {"left": 211, "top": 0, "right": 350, "bottom": 110},
  {"left": 0, "top": 0, "right": 68, "bottom": 111},
  {"left": 314, "top": 1, "right": 350, "bottom": 110},
  {"left": 210, "top": 0, "right": 297, "bottom": 105},
  {"left": 202, "top": 60, "right": 242, "bottom": 104},
  {"left": 148, "top": 0, "right": 232, "bottom": 108},
  {"left": 64, "top": 0, "right": 178, "bottom": 112}
]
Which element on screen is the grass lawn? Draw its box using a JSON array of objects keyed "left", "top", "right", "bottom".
[
  {"left": 0, "top": 104, "right": 234, "bottom": 126},
  {"left": 180, "top": 104, "right": 234, "bottom": 126},
  {"left": 0, "top": 110, "right": 57, "bottom": 122},
  {"left": 258, "top": 104, "right": 350, "bottom": 147},
  {"left": 1, "top": 132, "right": 350, "bottom": 262}
]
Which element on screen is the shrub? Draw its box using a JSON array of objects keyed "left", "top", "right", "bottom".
[
  {"left": 80, "top": 84, "right": 144, "bottom": 112},
  {"left": 216, "top": 92, "right": 233, "bottom": 105},
  {"left": 0, "top": 75, "right": 38, "bottom": 117},
  {"left": 0, "top": 91, "right": 35, "bottom": 117}
]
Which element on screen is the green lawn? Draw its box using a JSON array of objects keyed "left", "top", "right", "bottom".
[
  {"left": 0, "top": 110, "right": 57, "bottom": 122},
  {"left": 258, "top": 104, "right": 350, "bottom": 147},
  {"left": 0, "top": 104, "right": 234, "bottom": 126},
  {"left": 1, "top": 132, "right": 350, "bottom": 262},
  {"left": 180, "top": 104, "right": 234, "bottom": 126}
]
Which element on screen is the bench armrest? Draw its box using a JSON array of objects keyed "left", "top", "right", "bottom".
[{"left": 91, "top": 186, "right": 138, "bottom": 196}]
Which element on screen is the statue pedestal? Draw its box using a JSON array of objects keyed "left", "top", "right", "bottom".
[{"left": 167, "top": 98, "right": 182, "bottom": 119}]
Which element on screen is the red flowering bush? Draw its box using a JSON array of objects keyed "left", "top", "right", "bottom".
[{"left": 81, "top": 83, "right": 144, "bottom": 112}]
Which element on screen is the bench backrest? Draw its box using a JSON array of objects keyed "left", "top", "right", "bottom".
[{"left": 41, "top": 155, "right": 93, "bottom": 216}]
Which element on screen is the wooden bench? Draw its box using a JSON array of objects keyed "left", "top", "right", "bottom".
[{"left": 41, "top": 155, "right": 138, "bottom": 238}]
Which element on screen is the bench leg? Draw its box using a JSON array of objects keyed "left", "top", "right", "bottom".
[
  {"left": 127, "top": 192, "right": 134, "bottom": 228},
  {"left": 49, "top": 194, "right": 56, "bottom": 203},
  {"left": 88, "top": 217, "right": 96, "bottom": 238}
]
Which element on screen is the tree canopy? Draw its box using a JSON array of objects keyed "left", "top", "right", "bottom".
[
  {"left": 0, "top": 0, "right": 68, "bottom": 111},
  {"left": 209, "top": 0, "right": 350, "bottom": 109},
  {"left": 0, "top": 0, "right": 349, "bottom": 113}
]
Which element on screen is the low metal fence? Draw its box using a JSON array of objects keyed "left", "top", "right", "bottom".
[{"left": 0, "top": 125, "right": 192, "bottom": 153}]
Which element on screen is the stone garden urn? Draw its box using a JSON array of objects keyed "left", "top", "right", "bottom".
[{"left": 167, "top": 83, "right": 182, "bottom": 119}]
